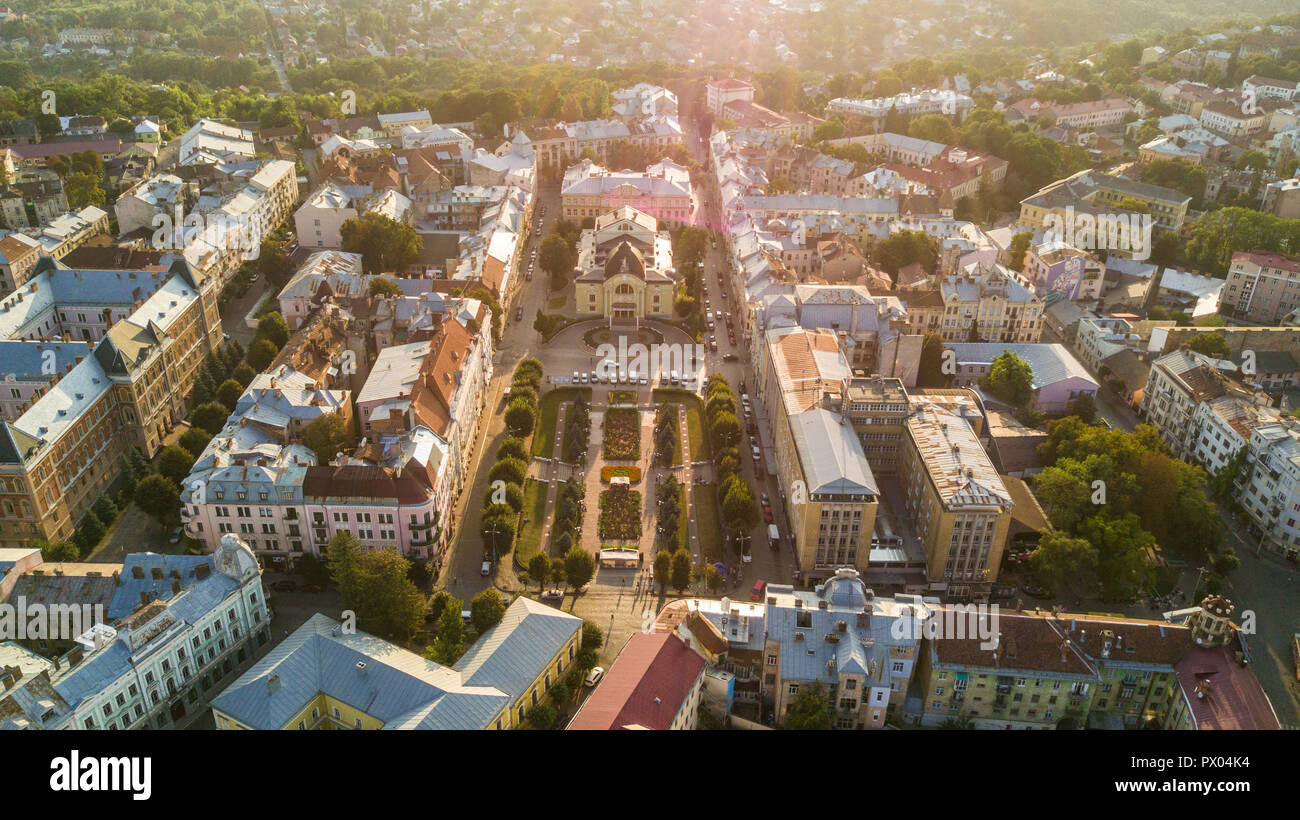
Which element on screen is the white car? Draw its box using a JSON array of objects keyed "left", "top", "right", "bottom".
[
  {"left": 584, "top": 667, "right": 605, "bottom": 687},
  {"left": 572, "top": 371, "right": 580, "bottom": 384},
  {"left": 480, "top": 561, "right": 491, "bottom": 576}
]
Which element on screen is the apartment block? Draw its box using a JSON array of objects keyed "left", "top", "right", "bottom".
[
  {"left": 0, "top": 535, "right": 270, "bottom": 730},
  {"left": 1222, "top": 250, "right": 1300, "bottom": 325},
  {"left": 900, "top": 397, "right": 1013, "bottom": 600}
]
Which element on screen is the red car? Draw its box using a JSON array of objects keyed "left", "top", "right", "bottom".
[{"left": 300, "top": 583, "right": 323, "bottom": 594}]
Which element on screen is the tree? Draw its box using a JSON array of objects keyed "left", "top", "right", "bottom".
[
  {"left": 1067, "top": 392, "right": 1097, "bottom": 424},
  {"left": 564, "top": 546, "right": 596, "bottom": 590},
  {"left": 157, "top": 445, "right": 196, "bottom": 486},
  {"left": 704, "top": 564, "right": 723, "bottom": 593},
  {"left": 470, "top": 589, "right": 506, "bottom": 633},
  {"left": 232, "top": 362, "right": 257, "bottom": 387},
  {"left": 721, "top": 478, "right": 759, "bottom": 530},
  {"left": 505, "top": 398, "right": 536, "bottom": 436},
  {"left": 709, "top": 411, "right": 742, "bottom": 450},
  {"left": 538, "top": 233, "right": 576, "bottom": 283},
  {"left": 525, "top": 704, "right": 557, "bottom": 729},
  {"left": 979, "top": 351, "right": 1034, "bottom": 408},
  {"left": 301, "top": 414, "right": 354, "bottom": 462},
  {"left": 1007, "top": 231, "right": 1033, "bottom": 272},
  {"left": 581, "top": 620, "right": 604, "bottom": 652},
  {"left": 74, "top": 511, "right": 106, "bottom": 554},
  {"left": 65, "top": 171, "right": 105, "bottom": 209},
  {"left": 40, "top": 540, "right": 81, "bottom": 562},
  {"left": 245, "top": 337, "right": 279, "bottom": 371},
  {"left": 488, "top": 457, "right": 528, "bottom": 487},
  {"left": 528, "top": 552, "right": 551, "bottom": 591},
  {"left": 340, "top": 212, "right": 423, "bottom": 274},
  {"left": 179, "top": 428, "right": 213, "bottom": 458},
  {"left": 1185, "top": 332, "right": 1229, "bottom": 360},
  {"left": 653, "top": 549, "right": 672, "bottom": 593},
  {"left": 917, "top": 333, "right": 951, "bottom": 388},
  {"left": 191, "top": 402, "right": 230, "bottom": 435},
  {"left": 216, "top": 378, "right": 244, "bottom": 412},
  {"left": 426, "top": 595, "right": 465, "bottom": 664},
  {"left": 497, "top": 437, "right": 528, "bottom": 462},
  {"left": 670, "top": 549, "right": 693, "bottom": 592},
  {"left": 783, "top": 683, "right": 833, "bottom": 730},
  {"left": 480, "top": 511, "right": 516, "bottom": 557},
  {"left": 134, "top": 474, "right": 180, "bottom": 526},
  {"left": 347, "top": 548, "right": 429, "bottom": 642},
  {"left": 909, "top": 113, "right": 957, "bottom": 144},
  {"left": 256, "top": 311, "right": 290, "bottom": 349},
  {"left": 1029, "top": 531, "right": 1099, "bottom": 597},
  {"left": 368, "top": 277, "right": 402, "bottom": 299},
  {"left": 871, "top": 230, "right": 938, "bottom": 276}
]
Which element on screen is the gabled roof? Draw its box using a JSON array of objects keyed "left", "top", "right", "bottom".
[{"left": 566, "top": 633, "right": 705, "bottom": 730}]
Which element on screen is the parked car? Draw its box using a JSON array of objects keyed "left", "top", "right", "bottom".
[
  {"left": 540, "top": 588, "right": 564, "bottom": 602},
  {"left": 572, "top": 371, "right": 581, "bottom": 384},
  {"left": 168, "top": 527, "right": 183, "bottom": 544},
  {"left": 271, "top": 580, "right": 296, "bottom": 592},
  {"left": 722, "top": 353, "right": 738, "bottom": 362},
  {"left": 300, "top": 584, "right": 322, "bottom": 594},
  {"left": 515, "top": 306, "right": 523, "bottom": 321},
  {"left": 584, "top": 667, "right": 605, "bottom": 687},
  {"left": 481, "top": 561, "right": 492, "bottom": 576}
]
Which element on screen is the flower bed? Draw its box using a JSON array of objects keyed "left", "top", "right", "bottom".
[
  {"left": 602, "top": 408, "right": 641, "bottom": 461},
  {"left": 608, "top": 389, "right": 637, "bottom": 406},
  {"left": 601, "top": 465, "right": 642, "bottom": 483},
  {"left": 598, "top": 486, "right": 642, "bottom": 540}
]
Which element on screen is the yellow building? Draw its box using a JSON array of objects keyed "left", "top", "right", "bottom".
[
  {"left": 212, "top": 598, "right": 582, "bottom": 730},
  {"left": 914, "top": 600, "right": 1279, "bottom": 730},
  {"left": 900, "top": 397, "right": 1013, "bottom": 600},
  {"left": 573, "top": 207, "right": 677, "bottom": 320}
]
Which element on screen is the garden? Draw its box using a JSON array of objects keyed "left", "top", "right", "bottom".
[
  {"left": 598, "top": 485, "right": 642, "bottom": 541},
  {"left": 600, "top": 465, "right": 642, "bottom": 483},
  {"left": 602, "top": 408, "right": 642, "bottom": 461}
]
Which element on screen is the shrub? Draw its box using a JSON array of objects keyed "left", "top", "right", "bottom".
[{"left": 600, "top": 465, "right": 642, "bottom": 482}]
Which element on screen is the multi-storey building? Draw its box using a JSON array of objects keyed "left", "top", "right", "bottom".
[
  {"left": 827, "top": 90, "right": 974, "bottom": 128},
  {"left": 1187, "top": 394, "right": 1278, "bottom": 476},
  {"left": 901, "top": 397, "right": 1013, "bottom": 600},
  {"left": 705, "top": 78, "right": 755, "bottom": 118},
  {"left": 933, "top": 262, "right": 1044, "bottom": 343},
  {"left": 531, "top": 117, "right": 683, "bottom": 174},
  {"left": 560, "top": 159, "right": 694, "bottom": 227},
  {"left": 0, "top": 535, "right": 270, "bottom": 730},
  {"left": 1222, "top": 250, "right": 1300, "bottom": 325},
  {"left": 1236, "top": 419, "right": 1300, "bottom": 554},
  {"left": 0, "top": 232, "right": 40, "bottom": 293},
  {"left": 1198, "top": 100, "right": 1267, "bottom": 139},
  {"left": 0, "top": 169, "right": 68, "bottom": 229},
  {"left": 566, "top": 632, "right": 706, "bottom": 730},
  {"left": 212, "top": 597, "right": 581, "bottom": 730},
  {"left": 763, "top": 571, "right": 925, "bottom": 729},
  {"left": 761, "top": 326, "right": 879, "bottom": 580},
  {"left": 0, "top": 256, "right": 222, "bottom": 547},
  {"left": 572, "top": 207, "right": 677, "bottom": 320},
  {"left": 1141, "top": 349, "right": 1229, "bottom": 457},
  {"left": 915, "top": 601, "right": 1277, "bottom": 729},
  {"left": 1020, "top": 170, "right": 1191, "bottom": 233}
]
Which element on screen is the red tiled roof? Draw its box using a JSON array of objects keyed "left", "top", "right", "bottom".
[{"left": 567, "top": 633, "right": 706, "bottom": 730}]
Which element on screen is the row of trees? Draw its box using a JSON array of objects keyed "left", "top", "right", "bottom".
[
  {"left": 505, "top": 357, "right": 543, "bottom": 437},
  {"left": 563, "top": 395, "right": 591, "bottom": 465},
  {"left": 705, "top": 375, "right": 760, "bottom": 556}
]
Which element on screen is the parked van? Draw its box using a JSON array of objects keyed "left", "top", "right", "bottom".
[
  {"left": 750, "top": 579, "right": 767, "bottom": 602},
  {"left": 670, "top": 370, "right": 681, "bottom": 385}
]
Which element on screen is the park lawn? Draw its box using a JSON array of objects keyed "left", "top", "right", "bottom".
[
  {"left": 514, "top": 479, "right": 549, "bottom": 567},
  {"left": 533, "top": 386, "right": 591, "bottom": 457},
  {"left": 693, "top": 483, "right": 721, "bottom": 563}
]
